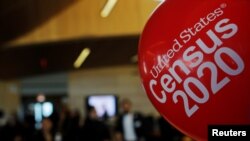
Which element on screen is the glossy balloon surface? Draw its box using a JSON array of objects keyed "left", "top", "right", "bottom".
[{"left": 138, "top": 0, "right": 250, "bottom": 140}]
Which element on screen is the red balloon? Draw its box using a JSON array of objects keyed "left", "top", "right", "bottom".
[{"left": 138, "top": 0, "right": 250, "bottom": 140}]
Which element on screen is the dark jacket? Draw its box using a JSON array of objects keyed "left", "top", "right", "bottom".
[
  {"left": 115, "top": 112, "right": 144, "bottom": 140},
  {"left": 80, "top": 118, "right": 111, "bottom": 141}
]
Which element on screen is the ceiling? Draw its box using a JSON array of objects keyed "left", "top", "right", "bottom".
[
  {"left": 0, "top": 0, "right": 151, "bottom": 80},
  {"left": 0, "top": 0, "right": 76, "bottom": 45},
  {"left": 0, "top": 35, "right": 139, "bottom": 80}
]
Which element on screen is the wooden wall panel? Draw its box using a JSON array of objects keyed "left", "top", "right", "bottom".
[
  {"left": 6, "top": 0, "right": 159, "bottom": 47},
  {"left": 0, "top": 0, "right": 76, "bottom": 45},
  {"left": 0, "top": 81, "right": 20, "bottom": 114}
]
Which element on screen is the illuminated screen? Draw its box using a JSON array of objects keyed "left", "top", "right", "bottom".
[{"left": 86, "top": 95, "right": 118, "bottom": 118}]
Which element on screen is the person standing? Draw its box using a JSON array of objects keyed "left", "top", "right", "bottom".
[
  {"left": 33, "top": 118, "right": 55, "bottom": 141},
  {"left": 80, "top": 106, "right": 111, "bottom": 141},
  {"left": 114, "top": 98, "right": 144, "bottom": 141}
]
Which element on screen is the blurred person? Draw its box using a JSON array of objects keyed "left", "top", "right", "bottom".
[
  {"left": 48, "top": 107, "right": 60, "bottom": 135},
  {"left": 22, "top": 113, "right": 36, "bottom": 141},
  {"left": 143, "top": 113, "right": 161, "bottom": 141},
  {"left": 181, "top": 136, "right": 194, "bottom": 141},
  {"left": 0, "top": 109, "right": 7, "bottom": 127},
  {"left": 80, "top": 106, "right": 111, "bottom": 141},
  {"left": 114, "top": 98, "right": 144, "bottom": 141},
  {"left": 33, "top": 118, "right": 55, "bottom": 141},
  {"left": 0, "top": 109, "right": 7, "bottom": 138},
  {"left": 0, "top": 112, "right": 23, "bottom": 141},
  {"left": 63, "top": 109, "right": 81, "bottom": 141},
  {"left": 0, "top": 111, "right": 9, "bottom": 140},
  {"left": 57, "top": 104, "right": 71, "bottom": 141},
  {"left": 158, "top": 116, "right": 185, "bottom": 141}
]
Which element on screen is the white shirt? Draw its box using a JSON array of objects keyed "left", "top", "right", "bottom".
[{"left": 123, "top": 113, "right": 137, "bottom": 141}]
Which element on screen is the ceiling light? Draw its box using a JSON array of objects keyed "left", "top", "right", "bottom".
[
  {"left": 74, "top": 48, "right": 91, "bottom": 68},
  {"left": 101, "top": 0, "right": 118, "bottom": 18}
]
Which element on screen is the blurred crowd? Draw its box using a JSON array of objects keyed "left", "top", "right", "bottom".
[{"left": 0, "top": 98, "right": 194, "bottom": 141}]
